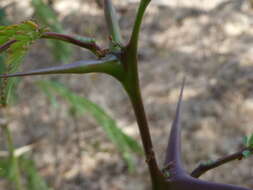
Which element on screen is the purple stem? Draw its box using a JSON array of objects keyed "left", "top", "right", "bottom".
[{"left": 41, "top": 32, "right": 107, "bottom": 57}]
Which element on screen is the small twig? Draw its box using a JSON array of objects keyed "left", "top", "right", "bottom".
[
  {"left": 191, "top": 147, "right": 253, "bottom": 178},
  {"left": 0, "top": 40, "right": 17, "bottom": 54},
  {"left": 41, "top": 32, "right": 107, "bottom": 58}
]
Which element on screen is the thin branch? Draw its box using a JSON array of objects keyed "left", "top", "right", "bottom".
[
  {"left": 0, "top": 39, "right": 17, "bottom": 54},
  {"left": 104, "top": 0, "right": 123, "bottom": 49},
  {"left": 191, "top": 147, "right": 253, "bottom": 178},
  {"left": 41, "top": 32, "right": 107, "bottom": 57},
  {"left": 128, "top": 0, "right": 151, "bottom": 51}
]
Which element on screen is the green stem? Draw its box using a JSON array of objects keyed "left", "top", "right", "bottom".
[
  {"left": 104, "top": 0, "right": 123, "bottom": 50},
  {"left": 129, "top": 0, "right": 151, "bottom": 51},
  {"left": 1, "top": 124, "right": 24, "bottom": 190}
]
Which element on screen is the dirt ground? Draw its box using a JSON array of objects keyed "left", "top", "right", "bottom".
[{"left": 1, "top": 0, "right": 253, "bottom": 189}]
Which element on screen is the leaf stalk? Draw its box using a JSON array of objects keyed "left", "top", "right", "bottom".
[{"left": 41, "top": 32, "right": 106, "bottom": 57}]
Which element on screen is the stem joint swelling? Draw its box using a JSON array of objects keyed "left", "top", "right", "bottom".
[{"left": 145, "top": 148, "right": 155, "bottom": 163}]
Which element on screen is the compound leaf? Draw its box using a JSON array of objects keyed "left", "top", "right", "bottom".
[{"left": 0, "top": 21, "right": 46, "bottom": 105}]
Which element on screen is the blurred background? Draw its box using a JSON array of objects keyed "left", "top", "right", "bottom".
[{"left": 0, "top": 0, "right": 253, "bottom": 189}]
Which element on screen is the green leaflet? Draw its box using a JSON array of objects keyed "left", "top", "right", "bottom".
[
  {"left": 248, "top": 134, "right": 253, "bottom": 148},
  {"left": 242, "top": 150, "right": 252, "bottom": 158},
  {"left": 37, "top": 80, "right": 143, "bottom": 171},
  {"left": 0, "top": 21, "right": 45, "bottom": 105},
  {"left": 242, "top": 134, "right": 253, "bottom": 148},
  {"left": 243, "top": 136, "right": 248, "bottom": 147},
  {"left": 242, "top": 135, "right": 253, "bottom": 159},
  {"left": 31, "top": 0, "right": 72, "bottom": 63}
]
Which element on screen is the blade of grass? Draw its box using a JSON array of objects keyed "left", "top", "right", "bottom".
[
  {"left": 19, "top": 156, "right": 52, "bottom": 190},
  {"left": 1, "top": 125, "right": 24, "bottom": 190},
  {"left": 37, "top": 80, "right": 143, "bottom": 171}
]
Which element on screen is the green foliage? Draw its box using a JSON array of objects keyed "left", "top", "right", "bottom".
[
  {"left": 243, "top": 136, "right": 248, "bottom": 147},
  {"left": 0, "top": 156, "right": 52, "bottom": 190},
  {"left": 1, "top": 126, "right": 24, "bottom": 190},
  {"left": 243, "top": 134, "right": 253, "bottom": 148},
  {"left": 202, "top": 160, "right": 214, "bottom": 166},
  {"left": 37, "top": 80, "right": 143, "bottom": 171},
  {"left": 0, "top": 7, "right": 10, "bottom": 104},
  {"left": 0, "top": 7, "right": 9, "bottom": 26},
  {"left": 31, "top": 0, "right": 72, "bottom": 63},
  {"left": 242, "top": 135, "right": 253, "bottom": 158},
  {"left": 242, "top": 150, "right": 252, "bottom": 158},
  {"left": 0, "top": 21, "right": 46, "bottom": 105},
  {"left": 248, "top": 134, "right": 253, "bottom": 148},
  {"left": 0, "top": 126, "right": 51, "bottom": 190},
  {"left": 19, "top": 157, "right": 52, "bottom": 190}
]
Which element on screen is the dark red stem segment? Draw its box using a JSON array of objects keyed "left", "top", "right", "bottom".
[
  {"left": 41, "top": 32, "right": 107, "bottom": 57},
  {"left": 0, "top": 40, "right": 17, "bottom": 53},
  {"left": 128, "top": 88, "right": 165, "bottom": 188},
  {"left": 191, "top": 147, "right": 253, "bottom": 178}
]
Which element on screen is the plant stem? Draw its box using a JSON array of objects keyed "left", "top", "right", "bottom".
[
  {"left": 129, "top": 0, "right": 151, "bottom": 51},
  {"left": 104, "top": 0, "right": 123, "bottom": 50},
  {"left": 1, "top": 124, "right": 24, "bottom": 190},
  {"left": 191, "top": 147, "right": 253, "bottom": 178},
  {"left": 41, "top": 32, "right": 106, "bottom": 57},
  {"left": 126, "top": 84, "right": 168, "bottom": 189}
]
